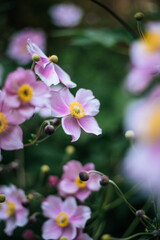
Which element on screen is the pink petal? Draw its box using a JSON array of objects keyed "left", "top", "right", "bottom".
[
  {"left": 42, "top": 219, "right": 62, "bottom": 240},
  {"left": 75, "top": 89, "right": 95, "bottom": 106},
  {"left": 63, "top": 160, "right": 83, "bottom": 180},
  {"left": 59, "top": 179, "right": 78, "bottom": 194},
  {"left": 4, "top": 217, "right": 16, "bottom": 236},
  {"left": 62, "top": 224, "right": 77, "bottom": 239},
  {"left": 55, "top": 64, "right": 76, "bottom": 88},
  {"left": 27, "top": 39, "right": 47, "bottom": 59},
  {"left": 78, "top": 116, "right": 102, "bottom": 136},
  {"left": 51, "top": 91, "right": 70, "bottom": 117},
  {"left": 16, "top": 208, "right": 28, "bottom": 226},
  {"left": 87, "top": 173, "right": 101, "bottom": 191},
  {"left": 62, "top": 197, "right": 77, "bottom": 216},
  {"left": 17, "top": 105, "right": 35, "bottom": 119},
  {"left": 83, "top": 163, "right": 95, "bottom": 171},
  {"left": 76, "top": 188, "right": 91, "bottom": 202},
  {"left": 59, "top": 88, "right": 74, "bottom": 107},
  {"left": 76, "top": 233, "right": 93, "bottom": 240},
  {"left": 62, "top": 116, "right": 81, "bottom": 142},
  {"left": 0, "top": 125, "right": 23, "bottom": 150},
  {"left": 3, "top": 94, "right": 20, "bottom": 108},
  {"left": 84, "top": 99, "right": 100, "bottom": 116},
  {"left": 42, "top": 196, "right": 62, "bottom": 218},
  {"left": 70, "top": 206, "right": 91, "bottom": 228}
]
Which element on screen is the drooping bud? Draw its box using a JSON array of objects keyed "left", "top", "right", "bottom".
[
  {"left": 134, "top": 12, "right": 144, "bottom": 21},
  {"left": 152, "top": 230, "right": 160, "bottom": 237},
  {"left": 49, "top": 55, "right": 58, "bottom": 63},
  {"left": 102, "top": 234, "right": 112, "bottom": 240},
  {"left": 44, "top": 125, "right": 55, "bottom": 135},
  {"left": 41, "top": 165, "right": 50, "bottom": 173},
  {"left": 136, "top": 209, "right": 145, "bottom": 217},
  {"left": 52, "top": 118, "right": 60, "bottom": 126},
  {"left": 22, "top": 199, "right": 30, "bottom": 208},
  {"left": 65, "top": 145, "right": 75, "bottom": 155},
  {"left": 0, "top": 194, "right": 5, "bottom": 203},
  {"left": 100, "top": 175, "right": 109, "bottom": 186},
  {"left": 125, "top": 130, "right": 135, "bottom": 139},
  {"left": 32, "top": 54, "right": 40, "bottom": 62},
  {"left": 79, "top": 171, "right": 89, "bottom": 181},
  {"left": 59, "top": 237, "right": 68, "bottom": 240}
]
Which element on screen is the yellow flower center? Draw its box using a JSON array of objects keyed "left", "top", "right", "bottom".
[
  {"left": 56, "top": 212, "right": 69, "bottom": 227},
  {"left": 146, "top": 107, "right": 160, "bottom": 141},
  {"left": 0, "top": 113, "right": 8, "bottom": 133},
  {"left": 69, "top": 102, "right": 85, "bottom": 119},
  {"left": 75, "top": 176, "right": 86, "bottom": 188},
  {"left": 144, "top": 32, "right": 160, "bottom": 52},
  {"left": 17, "top": 84, "right": 33, "bottom": 102},
  {"left": 6, "top": 202, "right": 16, "bottom": 216}
]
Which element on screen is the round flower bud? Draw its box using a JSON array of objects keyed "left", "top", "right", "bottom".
[
  {"left": 32, "top": 54, "right": 40, "bottom": 62},
  {"left": 41, "top": 165, "right": 50, "bottom": 173},
  {"left": 22, "top": 200, "right": 30, "bottom": 208},
  {"left": 79, "top": 171, "right": 89, "bottom": 181},
  {"left": 29, "top": 215, "right": 37, "bottom": 224},
  {"left": 0, "top": 194, "right": 5, "bottom": 203},
  {"left": 134, "top": 12, "right": 144, "bottom": 21},
  {"left": 23, "top": 229, "right": 35, "bottom": 240},
  {"left": 59, "top": 237, "right": 68, "bottom": 240},
  {"left": 102, "top": 234, "right": 112, "bottom": 240},
  {"left": 136, "top": 209, "right": 145, "bottom": 217},
  {"left": 100, "top": 175, "right": 109, "bottom": 186},
  {"left": 44, "top": 125, "right": 55, "bottom": 135},
  {"left": 152, "top": 230, "right": 160, "bottom": 237},
  {"left": 52, "top": 118, "right": 59, "bottom": 126},
  {"left": 49, "top": 55, "right": 58, "bottom": 63},
  {"left": 65, "top": 145, "right": 75, "bottom": 155},
  {"left": 27, "top": 193, "right": 34, "bottom": 200},
  {"left": 125, "top": 130, "right": 135, "bottom": 139}
]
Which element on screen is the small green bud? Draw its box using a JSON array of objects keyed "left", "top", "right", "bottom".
[
  {"left": 65, "top": 145, "right": 75, "bottom": 155},
  {"left": 125, "top": 130, "right": 135, "bottom": 139},
  {"left": 134, "top": 12, "right": 144, "bottom": 21},
  {"left": 59, "top": 237, "right": 68, "bottom": 240},
  {"left": 49, "top": 55, "right": 58, "bottom": 63},
  {"left": 32, "top": 54, "right": 40, "bottom": 62},
  {"left": 0, "top": 194, "right": 5, "bottom": 203},
  {"left": 41, "top": 165, "right": 50, "bottom": 173},
  {"left": 102, "top": 234, "right": 112, "bottom": 240}
]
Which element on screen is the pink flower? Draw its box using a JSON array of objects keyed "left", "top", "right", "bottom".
[
  {"left": 74, "top": 229, "right": 92, "bottom": 240},
  {"left": 58, "top": 160, "right": 101, "bottom": 201},
  {"left": 27, "top": 39, "right": 76, "bottom": 88},
  {"left": 48, "top": 175, "right": 59, "bottom": 187},
  {"left": 0, "top": 90, "right": 24, "bottom": 152},
  {"left": 3, "top": 67, "right": 50, "bottom": 121},
  {"left": 50, "top": 88, "right": 102, "bottom": 142},
  {"left": 7, "top": 28, "right": 46, "bottom": 65},
  {"left": 48, "top": 3, "right": 83, "bottom": 27},
  {"left": 0, "top": 185, "right": 29, "bottom": 236},
  {"left": 42, "top": 196, "right": 91, "bottom": 240}
]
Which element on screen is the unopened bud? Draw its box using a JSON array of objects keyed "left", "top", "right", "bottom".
[
  {"left": 29, "top": 215, "right": 37, "bottom": 224},
  {"left": 32, "top": 54, "right": 40, "bottom": 62},
  {"left": 0, "top": 194, "right": 5, "bottom": 203},
  {"left": 102, "top": 234, "right": 112, "bottom": 240},
  {"left": 136, "top": 209, "right": 145, "bottom": 217},
  {"left": 27, "top": 193, "right": 34, "bottom": 200},
  {"left": 22, "top": 200, "right": 30, "bottom": 208},
  {"left": 134, "top": 12, "right": 144, "bottom": 21},
  {"left": 79, "top": 171, "right": 89, "bottom": 181},
  {"left": 23, "top": 229, "right": 35, "bottom": 240},
  {"left": 100, "top": 175, "right": 109, "bottom": 186},
  {"left": 65, "top": 145, "right": 75, "bottom": 155},
  {"left": 41, "top": 165, "right": 50, "bottom": 173},
  {"left": 152, "top": 230, "right": 160, "bottom": 237},
  {"left": 44, "top": 125, "right": 55, "bottom": 135},
  {"left": 125, "top": 130, "right": 135, "bottom": 139},
  {"left": 59, "top": 237, "right": 68, "bottom": 240},
  {"left": 51, "top": 118, "right": 60, "bottom": 126},
  {"left": 49, "top": 55, "right": 58, "bottom": 63}
]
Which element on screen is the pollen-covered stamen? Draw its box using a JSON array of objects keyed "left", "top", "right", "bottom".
[
  {"left": 6, "top": 201, "right": 16, "bottom": 216},
  {"left": 0, "top": 113, "right": 8, "bottom": 133},
  {"left": 69, "top": 102, "right": 85, "bottom": 119},
  {"left": 56, "top": 212, "right": 69, "bottom": 227},
  {"left": 75, "top": 176, "right": 86, "bottom": 188},
  {"left": 145, "top": 32, "right": 160, "bottom": 52},
  {"left": 18, "top": 84, "right": 33, "bottom": 102}
]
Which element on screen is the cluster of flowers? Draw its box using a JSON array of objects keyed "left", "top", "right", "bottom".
[
  {"left": 0, "top": 160, "right": 101, "bottom": 239},
  {"left": 123, "top": 22, "right": 160, "bottom": 196}
]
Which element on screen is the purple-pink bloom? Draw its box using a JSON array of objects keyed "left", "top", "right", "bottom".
[
  {"left": 27, "top": 39, "right": 76, "bottom": 88},
  {"left": 58, "top": 160, "right": 101, "bottom": 202},
  {"left": 3, "top": 67, "right": 50, "bottom": 121},
  {"left": 50, "top": 88, "right": 102, "bottom": 142},
  {"left": 42, "top": 196, "right": 91, "bottom": 240},
  {"left": 0, "top": 185, "right": 29, "bottom": 236},
  {"left": 7, "top": 28, "right": 46, "bottom": 65},
  {"left": 48, "top": 3, "right": 83, "bottom": 27},
  {"left": 74, "top": 229, "right": 92, "bottom": 240},
  {"left": 0, "top": 90, "right": 24, "bottom": 152}
]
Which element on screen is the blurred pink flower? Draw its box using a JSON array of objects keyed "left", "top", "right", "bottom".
[
  {"left": 23, "top": 229, "right": 35, "bottom": 240},
  {"left": 58, "top": 160, "right": 101, "bottom": 201},
  {"left": 51, "top": 88, "right": 102, "bottom": 142},
  {"left": 74, "top": 229, "right": 92, "bottom": 240},
  {"left": 48, "top": 175, "right": 59, "bottom": 187},
  {"left": 27, "top": 39, "right": 76, "bottom": 88},
  {"left": 3, "top": 67, "right": 50, "bottom": 121},
  {"left": 7, "top": 28, "right": 46, "bottom": 65},
  {"left": 0, "top": 185, "right": 29, "bottom": 236},
  {"left": 48, "top": 3, "right": 83, "bottom": 27},
  {"left": 42, "top": 196, "right": 91, "bottom": 240}
]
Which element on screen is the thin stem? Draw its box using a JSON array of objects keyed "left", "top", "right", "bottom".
[
  {"left": 109, "top": 232, "right": 152, "bottom": 240},
  {"left": 91, "top": 0, "right": 137, "bottom": 39},
  {"left": 17, "top": 149, "right": 25, "bottom": 188},
  {"left": 31, "top": 61, "right": 35, "bottom": 71},
  {"left": 137, "top": 21, "right": 145, "bottom": 40}
]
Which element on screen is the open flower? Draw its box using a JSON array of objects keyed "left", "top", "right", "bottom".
[
  {"left": 58, "top": 160, "right": 101, "bottom": 201},
  {"left": 27, "top": 39, "right": 76, "bottom": 88},
  {"left": 3, "top": 67, "right": 50, "bottom": 120},
  {"left": 42, "top": 196, "right": 91, "bottom": 240},
  {"left": 0, "top": 185, "right": 29, "bottom": 236},
  {"left": 50, "top": 88, "right": 102, "bottom": 142},
  {"left": 7, "top": 28, "right": 46, "bottom": 65}
]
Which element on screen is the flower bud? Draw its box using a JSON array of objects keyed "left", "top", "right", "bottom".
[
  {"left": 29, "top": 215, "right": 37, "bottom": 224},
  {"left": 44, "top": 125, "right": 55, "bottom": 135},
  {"left": 27, "top": 193, "right": 34, "bottom": 200},
  {"left": 134, "top": 12, "right": 144, "bottom": 21},
  {"left": 136, "top": 209, "right": 145, "bottom": 217},
  {"left": 32, "top": 54, "right": 40, "bottom": 62},
  {"left": 79, "top": 171, "right": 89, "bottom": 181},
  {"left": 22, "top": 200, "right": 30, "bottom": 208},
  {"left": 125, "top": 130, "right": 135, "bottom": 139},
  {"left": 52, "top": 118, "right": 60, "bottom": 126},
  {"left": 102, "top": 234, "right": 112, "bottom": 240},
  {"left": 59, "top": 237, "right": 68, "bottom": 240},
  {"left": 49, "top": 55, "right": 58, "bottom": 63},
  {"left": 23, "top": 229, "right": 35, "bottom": 240},
  {"left": 48, "top": 175, "right": 59, "bottom": 187},
  {"left": 100, "top": 175, "right": 109, "bottom": 186},
  {"left": 152, "top": 230, "right": 160, "bottom": 237},
  {"left": 0, "top": 194, "right": 5, "bottom": 203},
  {"left": 65, "top": 145, "right": 75, "bottom": 155},
  {"left": 41, "top": 165, "right": 50, "bottom": 173}
]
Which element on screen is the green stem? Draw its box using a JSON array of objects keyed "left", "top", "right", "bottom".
[
  {"left": 31, "top": 61, "right": 35, "bottom": 71},
  {"left": 108, "top": 232, "right": 152, "bottom": 240}
]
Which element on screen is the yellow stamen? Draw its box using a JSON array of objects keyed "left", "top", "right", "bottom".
[
  {"left": 17, "top": 84, "right": 33, "bottom": 102},
  {"left": 75, "top": 176, "right": 86, "bottom": 188},
  {"left": 144, "top": 32, "right": 160, "bottom": 52},
  {"left": 56, "top": 212, "right": 69, "bottom": 227},
  {"left": 6, "top": 202, "right": 16, "bottom": 216},
  {"left": 69, "top": 102, "right": 85, "bottom": 119},
  {"left": 0, "top": 113, "right": 8, "bottom": 133}
]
